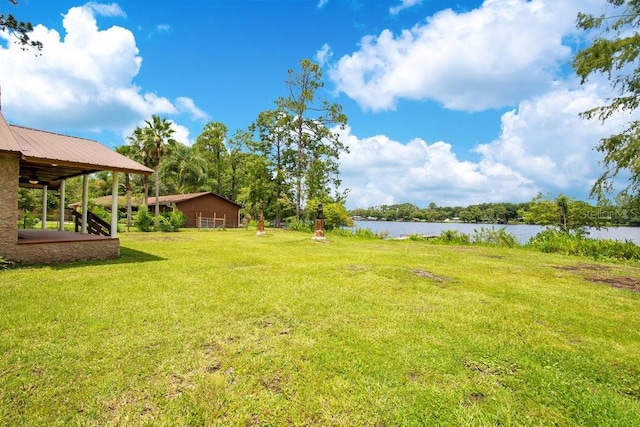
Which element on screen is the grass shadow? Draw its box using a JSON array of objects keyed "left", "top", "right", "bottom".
[{"left": 48, "top": 246, "right": 166, "bottom": 270}]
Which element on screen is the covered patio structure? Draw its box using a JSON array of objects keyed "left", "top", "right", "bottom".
[{"left": 0, "top": 110, "right": 152, "bottom": 264}]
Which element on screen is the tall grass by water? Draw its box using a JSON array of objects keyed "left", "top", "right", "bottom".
[{"left": 1, "top": 228, "right": 639, "bottom": 425}]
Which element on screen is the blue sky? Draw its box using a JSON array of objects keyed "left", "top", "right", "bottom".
[{"left": 0, "top": 0, "right": 631, "bottom": 208}]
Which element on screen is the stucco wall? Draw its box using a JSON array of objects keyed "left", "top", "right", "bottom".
[{"left": 0, "top": 156, "right": 19, "bottom": 260}]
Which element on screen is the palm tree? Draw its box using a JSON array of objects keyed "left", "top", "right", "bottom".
[
  {"left": 126, "top": 127, "right": 153, "bottom": 208},
  {"left": 142, "top": 115, "right": 177, "bottom": 220},
  {"left": 161, "top": 143, "right": 209, "bottom": 194}
]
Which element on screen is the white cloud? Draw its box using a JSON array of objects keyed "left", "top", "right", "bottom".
[
  {"left": 176, "top": 97, "right": 209, "bottom": 121},
  {"left": 317, "top": 0, "right": 329, "bottom": 8},
  {"left": 337, "top": 126, "right": 536, "bottom": 208},
  {"left": 330, "top": 0, "right": 603, "bottom": 112},
  {"left": 390, "top": 0, "right": 422, "bottom": 15},
  {"left": 338, "top": 76, "right": 638, "bottom": 208},
  {"left": 475, "top": 80, "right": 632, "bottom": 197},
  {"left": 0, "top": 3, "right": 205, "bottom": 138},
  {"left": 315, "top": 43, "right": 333, "bottom": 67},
  {"left": 85, "top": 2, "right": 126, "bottom": 18}
]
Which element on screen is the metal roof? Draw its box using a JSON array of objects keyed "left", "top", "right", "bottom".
[{"left": 0, "top": 110, "right": 152, "bottom": 190}]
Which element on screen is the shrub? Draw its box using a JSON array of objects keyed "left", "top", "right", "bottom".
[
  {"left": 156, "top": 209, "right": 187, "bottom": 232},
  {"left": 526, "top": 228, "right": 640, "bottom": 261},
  {"left": 19, "top": 211, "right": 37, "bottom": 229},
  {"left": 434, "top": 229, "right": 471, "bottom": 245},
  {"left": 134, "top": 206, "right": 154, "bottom": 232},
  {"left": 472, "top": 227, "right": 519, "bottom": 247},
  {"left": 287, "top": 218, "right": 312, "bottom": 232}
]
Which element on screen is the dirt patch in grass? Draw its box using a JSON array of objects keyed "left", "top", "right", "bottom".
[
  {"left": 554, "top": 263, "right": 612, "bottom": 272},
  {"left": 463, "top": 391, "right": 487, "bottom": 406},
  {"left": 588, "top": 275, "right": 639, "bottom": 292},
  {"left": 413, "top": 269, "right": 449, "bottom": 283},
  {"left": 553, "top": 264, "right": 639, "bottom": 292}
]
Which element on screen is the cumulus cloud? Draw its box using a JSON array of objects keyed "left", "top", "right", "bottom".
[
  {"left": 0, "top": 2, "right": 205, "bottom": 138},
  {"left": 330, "top": 0, "right": 603, "bottom": 112},
  {"left": 337, "top": 77, "right": 637, "bottom": 208},
  {"left": 337, "top": 126, "right": 536, "bottom": 208},
  {"left": 390, "top": 0, "right": 422, "bottom": 15},
  {"left": 476, "top": 81, "right": 632, "bottom": 195}
]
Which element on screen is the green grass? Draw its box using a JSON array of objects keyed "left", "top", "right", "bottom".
[{"left": 1, "top": 229, "right": 640, "bottom": 426}]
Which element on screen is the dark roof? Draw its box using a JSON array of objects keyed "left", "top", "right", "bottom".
[{"left": 0, "top": 110, "right": 152, "bottom": 190}]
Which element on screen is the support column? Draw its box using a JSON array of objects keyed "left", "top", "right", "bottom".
[
  {"left": 81, "top": 174, "right": 89, "bottom": 234},
  {"left": 41, "top": 185, "right": 48, "bottom": 230},
  {"left": 111, "top": 173, "right": 119, "bottom": 238},
  {"left": 58, "top": 179, "right": 66, "bottom": 231}
]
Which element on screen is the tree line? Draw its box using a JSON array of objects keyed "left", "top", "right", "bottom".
[
  {"left": 18, "top": 59, "right": 353, "bottom": 229},
  {"left": 350, "top": 194, "right": 640, "bottom": 227}
]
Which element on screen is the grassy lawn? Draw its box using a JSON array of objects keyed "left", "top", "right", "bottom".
[{"left": 1, "top": 228, "right": 639, "bottom": 426}]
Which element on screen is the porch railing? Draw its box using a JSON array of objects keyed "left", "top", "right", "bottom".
[{"left": 71, "top": 208, "right": 111, "bottom": 236}]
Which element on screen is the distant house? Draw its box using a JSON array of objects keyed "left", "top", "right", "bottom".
[{"left": 77, "top": 192, "right": 243, "bottom": 228}]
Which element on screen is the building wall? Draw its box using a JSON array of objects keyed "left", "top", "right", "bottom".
[
  {"left": 14, "top": 239, "right": 120, "bottom": 264},
  {"left": 0, "top": 156, "right": 19, "bottom": 260},
  {"left": 172, "top": 195, "right": 240, "bottom": 228}
]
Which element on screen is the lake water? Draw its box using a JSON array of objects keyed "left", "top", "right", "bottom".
[{"left": 351, "top": 221, "right": 640, "bottom": 245}]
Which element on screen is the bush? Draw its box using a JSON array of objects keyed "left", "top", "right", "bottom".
[
  {"left": 134, "top": 206, "right": 154, "bottom": 232},
  {"left": 19, "top": 211, "right": 37, "bottom": 229},
  {"left": 434, "top": 230, "right": 471, "bottom": 245},
  {"left": 287, "top": 218, "right": 312, "bottom": 232},
  {"left": 526, "top": 228, "right": 640, "bottom": 261},
  {"left": 472, "top": 227, "right": 519, "bottom": 247},
  {"left": 329, "top": 227, "right": 388, "bottom": 239},
  {"left": 152, "top": 207, "right": 186, "bottom": 232}
]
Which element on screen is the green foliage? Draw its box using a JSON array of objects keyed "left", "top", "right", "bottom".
[
  {"left": 519, "top": 193, "right": 607, "bottom": 232},
  {"left": 305, "top": 200, "right": 353, "bottom": 231},
  {"left": 0, "top": 1, "right": 42, "bottom": 50},
  {"left": 134, "top": 205, "right": 154, "bottom": 232},
  {"left": 0, "top": 256, "right": 13, "bottom": 270},
  {"left": 350, "top": 201, "right": 526, "bottom": 223},
  {"left": 18, "top": 211, "right": 37, "bottom": 229},
  {"left": 471, "top": 227, "right": 519, "bottom": 248},
  {"left": 194, "top": 121, "right": 228, "bottom": 196},
  {"left": 434, "top": 229, "right": 471, "bottom": 245},
  {"left": 329, "top": 227, "right": 388, "bottom": 239},
  {"left": 527, "top": 228, "right": 640, "bottom": 261},
  {"left": 573, "top": 0, "right": 640, "bottom": 201},
  {"left": 275, "top": 58, "right": 349, "bottom": 219},
  {"left": 286, "top": 218, "right": 312, "bottom": 232},
  {"left": 156, "top": 207, "right": 187, "bottom": 232}
]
